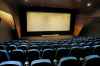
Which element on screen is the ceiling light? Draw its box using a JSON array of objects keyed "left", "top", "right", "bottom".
[
  {"left": 86, "top": 3, "right": 92, "bottom": 7},
  {"left": 25, "top": 0, "right": 28, "bottom": 2}
]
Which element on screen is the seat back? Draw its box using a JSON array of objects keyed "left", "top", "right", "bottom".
[
  {"left": 58, "top": 57, "right": 80, "bottom": 66},
  {"left": 31, "top": 59, "right": 52, "bottom": 66},
  {"left": 29, "top": 45, "right": 39, "bottom": 50},
  {"left": 70, "top": 47, "right": 83, "bottom": 58},
  {"left": 9, "top": 49, "right": 25, "bottom": 63},
  {"left": 42, "top": 49, "right": 55, "bottom": 60},
  {"left": 7, "top": 45, "right": 16, "bottom": 51},
  {"left": 0, "top": 45, "right": 6, "bottom": 50},
  {"left": 17, "top": 45, "right": 28, "bottom": 50},
  {"left": 0, "top": 50, "right": 9, "bottom": 62},
  {"left": 83, "top": 55, "right": 100, "bottom": 66},
  {"left": 56, "top": 48, "right": 69, "bottom": 60},
  {"left": 93, "top": 45, "right": 100, "bottom": 55},
  {"left": 82, "top": 46, "right": 94, "bottom": 57},
  {"left": 28, "top": 49, "right": 40, "bottom": 62},
  {"left": 0, "top": 61, "right": 23, "bottom": 66}
]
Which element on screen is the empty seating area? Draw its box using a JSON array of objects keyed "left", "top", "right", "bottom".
[{"left": 0, "top": 36, "right": 100, "bottom": 66}]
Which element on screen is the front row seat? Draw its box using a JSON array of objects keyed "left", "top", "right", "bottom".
[
  {"left": 31, "top": 59, "right": 52, "bottom": 66},
  {"left": 0, "top": 61, "right": 23, "bottom": 66},
  {"left": 42, "top": 48, "right": 55, "bottom": 60},
  {"left": 58, "top": 56, "right": 81, "bottom": 66},
  {"left": 9, "top": 49, "right": 25, "bottom": 63},
  {"left": 83, "top": 55, "right": 100, "bottom": 66},
  {"left": 0, "top": 50, "right": 9, "bottom": 62},
  {"left": 27, "top": 49, "right": 40, "bottom": 63}
]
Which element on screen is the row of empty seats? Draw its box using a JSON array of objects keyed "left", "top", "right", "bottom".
[
  {"left": 0, "top": 55, "right": 100, "bottom": 66},
  {"left": 0, "top": 36, "right": 100, "bottom": 66},
  {"left": 1, "top": 44, "right": 100, "bottom": 60}
]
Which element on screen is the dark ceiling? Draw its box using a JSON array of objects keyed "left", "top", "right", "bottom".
[
  {"left": 2, "top": 0, "right": 100, "bottom": 14},
  {"left": 81, "top": 0, "right": 100, "bottom": 14},
  {"left": 3, "top": 0, "right": 81, "bottom": 9}
]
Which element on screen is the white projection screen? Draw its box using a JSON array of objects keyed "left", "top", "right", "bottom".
[{"left": 27, "top": 12, "right": 71, "bottom": 32}]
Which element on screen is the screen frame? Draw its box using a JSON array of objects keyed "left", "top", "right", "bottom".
[{"left": 18, "top": 6, "right": 78, "bottom": 37}]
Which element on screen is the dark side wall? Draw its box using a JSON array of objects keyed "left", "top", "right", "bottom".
[
  {"left": 0, "top": 0, "right": 16, "bottom": 43},
  {"left": 74, "top": 9, "right": 100, "bottom": 36}
]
